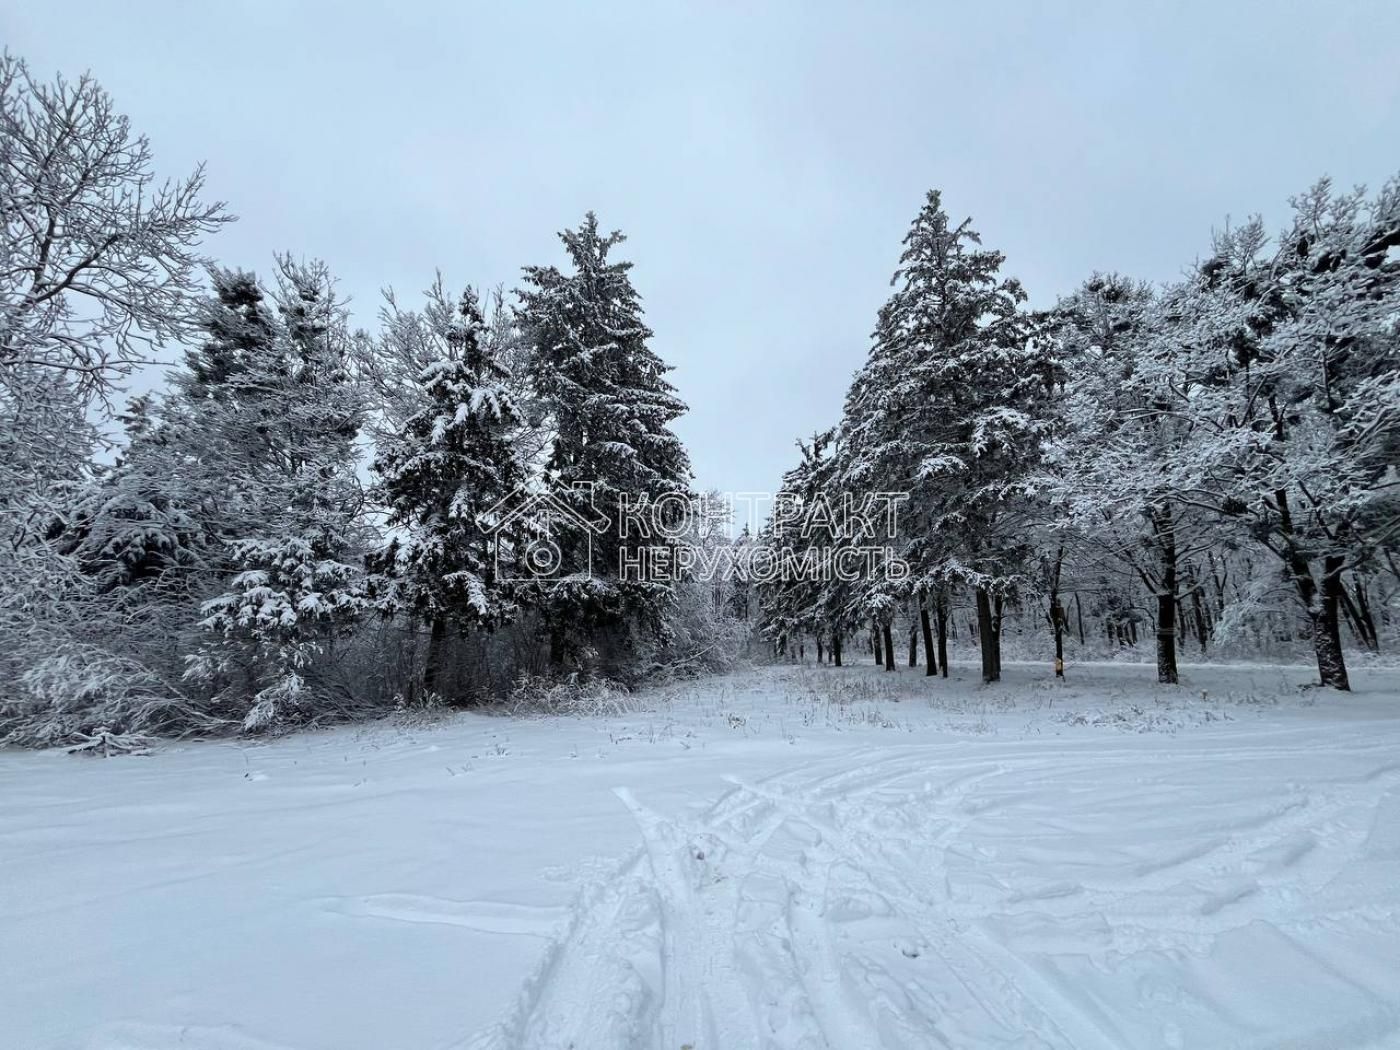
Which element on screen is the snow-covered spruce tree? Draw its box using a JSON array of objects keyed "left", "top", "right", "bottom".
[
  {"left": 516, "top": 213, "right": 692, "bottom": 674},
  {"left": 1154, "top": 177, "right": 1400, "bottom": 690},
  {"left": 757, "top": 432, "right": 833, "bottom": 662},
  {"left": 62, "top": 394, "right": 211, "bottom": 667},
  {"left": 809, "top": 432, "right": 870, "bottom": 669},
  {"left": 841, "top": 190, "right": 1049, "bottom": 682},
  {"left": 181, "top": 260, "right": 371, "bottom": 730},
  {"left": 354, "top": 280, "right": 542, "bottom": 458},
  {"left": 726, "top": 523, "right": 758, "bottom": 625},
  {"left": 371, "top": 287, "right": 528, "bottom": 701},
  {"left": 63, "top": 274, "right": 285, "bottom": 637}
]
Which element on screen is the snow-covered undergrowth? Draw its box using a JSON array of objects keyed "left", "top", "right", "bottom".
[{"left": 3, "top": 661, "right": 1398, "bottom": 1049}]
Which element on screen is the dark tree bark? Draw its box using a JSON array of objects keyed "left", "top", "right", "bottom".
[
  {"left": 816, "top": 638, "right": 824, "bottom": 664},
  {"left": 1273, "top": 489, "right": 1351, "bottom": 690},
  {"left": 920, "top": 605, "right": 937, "bottom": 677},
  {"left": 872, "top": 620, "right": 881, "bottom": 664},
  {"left": 936, "top": 600, "right": 949, "bottom": 679},
  {"left": 1152, "top": 506, "right": 1180, "bottom": 685},
  {"left": 1191, "top": 585, "right": 1210, "bottom": 653},
  {"left": 1156, "top": 592, "right": 1179, "bottom": 685},
  {"left": 1339, "top": 575, "right": 1379, "bottom": 651},
  {"left": 832, "top": 631, "right": 843, "bottom": 667},
  {"left": 1317, "top": 554, "right": 1351, "bottom": 690},
  {"left": 1353, "top": 577, "right": 1379, "bottom": 651},
  {"left": 992, "top": 594, "right": 1004, "bottom": 681},
  {"left": 975, "top": 587, "right": 999, "bottom": 683},
  {"left": 1208, "top": 550, "right": 1229, "bottom": 619},
  {"left": 908, "top": 623, "right": 918, "bottom": 667},
  {"left": 423, "top": 615, "right": 447, "bottom": 696},
  {"left": 1046, "top": 545, "right": 1066, "bottom": 678},
  {"left": 1052, "top": 603, "right": 1066, "bottom": 678},
  {"left": 882, "top": 621, "right": 895, "bottom": 671},
  {"left": 1075, "top": 592, "right": 1085, "bottom": 646}
]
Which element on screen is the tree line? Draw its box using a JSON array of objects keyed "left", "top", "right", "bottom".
[
  {"left": 1, "top": 55, "right": 714, "bottom": 748},
  {"left": 755, "top": 185, "right": 1399, "bottom": 691},
  {"left": 3, "top": 53, "right": 1396, "bottom": 749}
]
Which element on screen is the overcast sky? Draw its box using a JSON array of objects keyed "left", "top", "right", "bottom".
[{"left": 6, "top": 1, "right": 1398, "bottom": 495}]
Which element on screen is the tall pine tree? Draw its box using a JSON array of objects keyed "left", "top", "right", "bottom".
[
  {"left": 517, "top": 213, "right": 691, "bottom": 671},
  {"left": 181, "top": 260, "right": 369, "bottom": 729},
  {"left": 841, "top": 191, "right": 1049, "bottom": 682},
  {"left": 372, "top": 288, "right": 527, "bottom": 699}
]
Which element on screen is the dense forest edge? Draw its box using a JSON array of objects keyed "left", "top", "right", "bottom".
[{"left": 2, "top": 52, "right": 1397, "bottom": 752}]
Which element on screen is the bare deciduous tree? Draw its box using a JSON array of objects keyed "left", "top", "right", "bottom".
[{"left": 1, "top": 51, "right": 231, "bottom": 405}]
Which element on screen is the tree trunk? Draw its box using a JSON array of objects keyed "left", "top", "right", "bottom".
[
  {"left": 907, "top": 623, "right": 918, "bottom": 667},
  {"left": 816, "top": 638, "right": 824, "bottom": 664},
  {"left": 1154, "top": 506, "right": 1180, "bottom": 685},
  {"left": 423, "top": 616, "right": 447, "bottom": 697},
  {"left": 1052, "top": 602, "right": 1065, "bottom": 678},
  {"left": 1156, "top": 592, "right": 1179, "bottom": 685},
  {"left": 1339, "top": 574, "right": 1379, "bottom": 651},
  {"left": 882, "top": 621, "right": 895, "bottom": 671},
  {"left": 832, "top": 631, "right": 842, "bottom": 667},
  {"left": 1046, "top": 545, "right": 1065, "bottom": 677},
  {"left": 992, "top": 594, "right": 1004, "bottom": 680},
  {"left": 937, "top": 601, "right": 949, "bottom": 679},
  {"left": 872, "top": 620, "right": 881, "bottom": 664},
  {"left": 1275, "top": 489, "right": 1350, "bottom": 691},
  {"left": 975, "top": 587, "right": 999, "bottom": 683},
  {"left": 1191, "top": 586, "right": 1210, "bottom": 653},
  {"left": 1075, "top": 592, "right": 1086, "bottom": 646},
  {"left": 1353, "top": 576, "right": 1379, "bottom": 651},
  {"left": 920, "top": 605, "right": 937, "bottom": 677},
  {"left": 1316, "top": 554, "right": 1351, "bottom": 690}
]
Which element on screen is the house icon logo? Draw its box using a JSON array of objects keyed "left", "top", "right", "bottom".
[{"left": 481, "top": 483, "right": 610, "bottom": 582}]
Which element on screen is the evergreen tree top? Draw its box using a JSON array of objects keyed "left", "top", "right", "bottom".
[{"left": 518, "top": 212, "right": 691, "bottom": 497}]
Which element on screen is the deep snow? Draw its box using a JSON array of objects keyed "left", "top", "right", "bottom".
[{"left": 3, "top": 661, "right": 1399, "bottom": 1049}]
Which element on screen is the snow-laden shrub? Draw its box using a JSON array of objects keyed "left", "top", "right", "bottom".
[
  {"left": 186, "top": 533, "right": 370, "bottom": 732},
  {"left": 504, "top": 673, "right": 641, "bottom": 717},
  {"left": 64, "top": 726, "right": 154, "bottom": 757},
  {"left": 633, "top": 575, "right": 749, "bottom": 684},
  {"left": 0, "top": 637, "right": 226, "bottom": 749}
]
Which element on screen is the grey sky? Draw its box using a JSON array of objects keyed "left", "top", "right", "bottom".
[{"left": 6, "top": 1, "right": 1398, "bottom": 496}]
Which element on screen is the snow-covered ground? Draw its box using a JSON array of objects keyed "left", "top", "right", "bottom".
[{"left": 3, "top": 661, "right": 1399, "bottom": 1050}]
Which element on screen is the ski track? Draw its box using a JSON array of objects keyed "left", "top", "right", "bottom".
[{"left": 468, "top": 743, "right": 1400, "bottom": 1050}]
